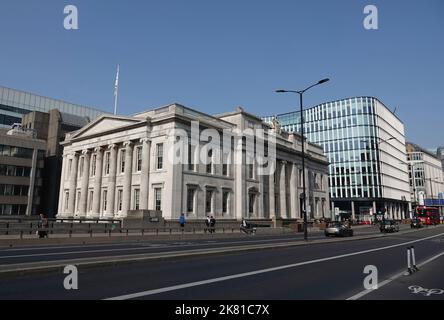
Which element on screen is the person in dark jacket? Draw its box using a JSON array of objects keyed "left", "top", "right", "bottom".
[
  {"left": 179, "top": 213, "right": 186, "bottom": 229},
  {"left": 38, "top": 214, "right": 49, "bottom": 239},
  {"left": 209, "top": 216, "right": 216, "bottom": 233}
]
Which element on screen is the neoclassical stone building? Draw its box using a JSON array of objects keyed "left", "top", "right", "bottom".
[{"left": 57, "top": 104, "right": 329, "bottom": 221}]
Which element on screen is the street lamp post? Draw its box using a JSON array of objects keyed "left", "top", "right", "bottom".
[{"left": 276, "top": 78, "right": 330, "bottom": 241}]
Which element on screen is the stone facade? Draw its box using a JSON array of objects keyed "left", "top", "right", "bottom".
[{"left": 57, "top": 104, "right": 329, "bottom": 221}]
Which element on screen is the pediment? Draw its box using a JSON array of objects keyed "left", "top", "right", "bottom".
[{"left": 71, "top": 116, "right": 143, "bottom": 139}]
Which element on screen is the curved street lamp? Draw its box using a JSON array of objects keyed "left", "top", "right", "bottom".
[{"left": 275, "top": 78, "right": 330, "bottom": 241}]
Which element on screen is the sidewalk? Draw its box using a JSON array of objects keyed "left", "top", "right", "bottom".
[{"left": 0, "top": 227, "right": 298, "bottom": 248}]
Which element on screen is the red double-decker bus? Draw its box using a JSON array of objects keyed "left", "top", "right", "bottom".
[{"left": 415, "top": 206, "right": 440, "bottom": 225}]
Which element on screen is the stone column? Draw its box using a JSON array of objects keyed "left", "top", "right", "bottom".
[
  {"left": 140, "top": 138, "right": 151, "bottom": 210},
  {"left": 122, "top": 141, "right": 134, "bottom": 217},
  {"left": 289, "top": 162, "right": 298, "bottom": 219},
  {"left": 57, "top": 154, "right": 67, "bottom": 217},
  {"left": 106, "top": 144, "right": 118, "bottom": 218},
  {"left": 79, "top": 150, "right": 91, "bottom": 217},
  {"left": 258, "top": 173, "right": 265, "bottom": 218},
  {"left": 234, "top": 137, "right": 246, "bottom": 220},
  {"left": 91, "top": 147, "right": 104, "bottom": 218},
  {"left": 269, "top": 160, "right": 276, "bottom": 218},
  {"left": 279, "top": 161, "right": 287, "bottom": 219},
  {"left": 67, "top": 152, "right": 79, "bottom": 216}
]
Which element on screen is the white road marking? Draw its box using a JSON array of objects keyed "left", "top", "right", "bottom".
[
  {"left": 105, "top": 232, "right": 444, "bottom": 300},
  {"left": 347, "top": 250, "right": 444, "bottom": 300}
]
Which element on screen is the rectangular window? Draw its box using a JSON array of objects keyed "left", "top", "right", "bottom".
[
  {"left": 120, "top": 150, "right": 126, "bottom": 173},
  {"left": 117, "top": 190, "right": 123, "bottom": 212},
  {"left": 156, "top": 144, "right": 164, "bottom": 170},
  {"left": 79, "top": 158, "right": 84, "bottom": 178},
  {"left": 206, "top": 190, "right": 213, "bottom": 213},
  {"left": 248, "top": 163, "right": 254, "bottom": 179},
  {"left": 206, "top": 149, "right": 213, "bottom": 174},
  {"left": 222, "top": 191, "right": 229, "bottom": 215},
  {"left": 91, "top": 155, "right": 97, "bottom": 177},
  {"left": 136, "top": 147, "right": 142, "bottom": 172},
  {"left": 104, "top": 152, "right": 110, "bottom": 175},
  {"left": 249, "top": 193, "right": 255, "bottom": 214},
  {"left": 223, "top": 163, "right": 228, "bottom": 176},
  {"left": 186, "top": 188, "right": 195, "bottom": 213},
  {"left": 102, "top": 190, "right": 108, "bottom": 212},
  {"left": 134, "top": 189, "right": 140, "bottom": 210},
  {"left": 154, "top": 188, "right": 162, "bottom": 211},
  {"left": 76, "top": 191, "right": 81, "bottom": 213},
  {"left": 188, "top": 144, "right": 194, "bottom": 171},
  {"left": 64, "top": 191, "right": 69, "bottom": 210},
  {"left": 88, "top": 191, "right": 94, "bottom": 212}
]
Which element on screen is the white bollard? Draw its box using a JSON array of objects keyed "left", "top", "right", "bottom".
[
  {"left": 407, "top": 247, "right": 413, "bottom": 274},
  {"left": 411, "top": 246, "right": 418, "bottom": 271}
]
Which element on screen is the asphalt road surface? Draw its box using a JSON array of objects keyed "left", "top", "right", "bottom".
[{"left": 0, "top": 225, "right": 443, "bottom": 300}]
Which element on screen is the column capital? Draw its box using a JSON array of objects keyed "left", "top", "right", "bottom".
[
  {"left": 280, "top": 160, "right": 288, "bottom": 165},
  {"left": 123, "top": 141, "right": 134, "bottom": 148},
  {"left": 81, "top": 149, "right": 91, "bottom": 156},
  {"left": 94, "top": 146, "right": 104, "bottom": 153},
  {"left": 107, "top": 143, "right": 118, "bottom": 150},
  {"left": 140, "top": 138, "right": 151, "bottom": 144},
  {"left": 71, "top": 151, "right": 80, "bottom": 157}
]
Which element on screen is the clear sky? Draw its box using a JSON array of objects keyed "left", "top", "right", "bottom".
[{"left": 0, "top": 0, "right": 443, "bottom": 147}]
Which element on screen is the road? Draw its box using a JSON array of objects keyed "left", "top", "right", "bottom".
[{"left": 0, "top": 225, "right": 443, "bottom": 300}]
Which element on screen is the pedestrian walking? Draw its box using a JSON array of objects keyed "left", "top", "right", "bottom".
[
  {"left": 210, "top": 216, "right": 216, "bottom": 233},
  {"left": 179, "top": 213, "right": 186, "bottom": 229},
  {"left": 205, "top": 215, "right": 211, "bottom": 233},
  {"left": 38, "top": 214, "right": 49, "bottom": 239}
]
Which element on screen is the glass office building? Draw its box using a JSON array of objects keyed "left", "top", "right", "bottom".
[
  {"left": 264, "top": 97, "right": 411, "bottom": 221},
  {"left": 0, "top": 86, "right": 106, "bottom": 128}
]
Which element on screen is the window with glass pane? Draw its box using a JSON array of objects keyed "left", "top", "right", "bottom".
[
  {"left": 156, "top": 144, "right": 164, "bottom": 170},
  {"left": 188, "top": 144, "right": 194, "bottom": 171},
  {"left": 206, "top": 190, "right": 213, "bottom": 213},
  {"left": 187, "top": 188, "right": 195, "bottom": 213},
  {"left": 155, "top": 188, "right": 162, "bottom": 211},
  {"left": 102, "top": 190, "right": 108, "bottom": 212},
  {"left": 117, "top": 190, "right": 123, "bottom": 211},
  {"left": 120, "top": 150, "right": 126, "bottom": 173},
  {"left": 206, "top": 149, "right": 213, "bottom": 174},
  {"left": 134, "top": 189, "right": 140, "bottom": 210},
  {"left": 136, "top": 147, "right": 142, "bottom": 172},
  {"left": 249, "top": 193, "right": 255, "bottom": 214},
  {"left": 222, "top": 191, "right": 229, "bottom": 214},
  {"left": 104, "top": 152, "right": 110, "bottom": 175},
  {"left": 91, "top": 155, "right": 97, "bottom": 176}
]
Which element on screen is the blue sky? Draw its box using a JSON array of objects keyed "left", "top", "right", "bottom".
[{"left": 0, "top": 0, "right": 443, "bottom": 147}]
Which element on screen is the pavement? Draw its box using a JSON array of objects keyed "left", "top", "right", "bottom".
[{"left": 0, "top": 224, "right": 442, "bottom": 299}]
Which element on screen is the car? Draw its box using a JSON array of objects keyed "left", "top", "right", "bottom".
[
  {"left": 410, "top": 218, "right": 423, "bottom": 229},
  {"left": 325, "top": 221, "right": 354, "bottom": 237},
  {"left": 380, "top": 220, "right": 400, "bottom": 233}
]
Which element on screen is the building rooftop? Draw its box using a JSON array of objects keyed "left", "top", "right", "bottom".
[{"left": 264, "top": 96, "right": 403, "bottom": 125}]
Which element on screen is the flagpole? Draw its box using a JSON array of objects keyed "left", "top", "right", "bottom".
[{"left": 114, "top": 64, "right": 120, "bottom": 115}]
